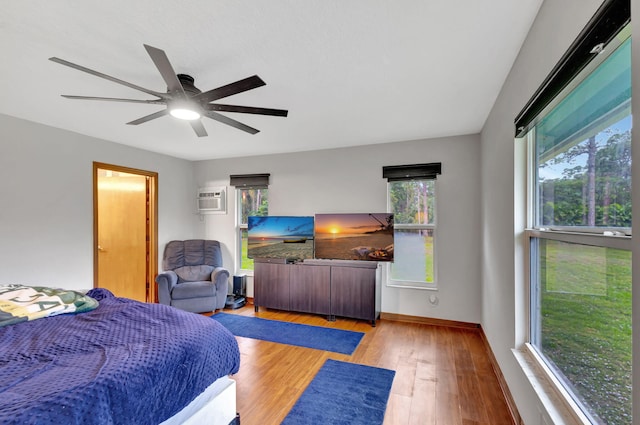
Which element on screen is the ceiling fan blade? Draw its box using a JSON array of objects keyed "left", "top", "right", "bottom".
[
  {"left": 206, "top": 104, "right": 288, "bottom": 117},
  {"left": 196, "top": 75, "right": 265, "bottom": 103},
  {"left": 49, "top": 57, "right": 168, "bottom": 99},
  {"left": 61, "top": 95, "right": 166, "bottom": 105},
  {"left": 143, "top": 44, "right": 186, "bottom": 97},
  {"left": 204, "top": 111, "right": 259, "bottom": 134},
  {"left": 189, "top": 120, "right": 208, "bottom": 137},
  {"left": 126, "top": 109, "right": 168, "bottom": 125}
]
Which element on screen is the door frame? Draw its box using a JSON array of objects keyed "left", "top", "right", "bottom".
[{"left": 93, "top": 162, "right": 158, "bottom": 302}]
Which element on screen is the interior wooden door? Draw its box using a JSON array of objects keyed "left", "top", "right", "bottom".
[{"left": 94, "top": 164, "right": 158, "bottom": 302}]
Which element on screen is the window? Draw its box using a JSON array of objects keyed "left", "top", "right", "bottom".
[
  {"left": 230, "top": 174, "right": 269, "bottom": 272},
  {"left": 518, "top": 3, "right": 631, "bottom": 422},
  {"left": 237, "top": 188, "right": 268, "bottom": 271},
  {"left": 384, "top": 163, "right": 440, "bottom": 287}
]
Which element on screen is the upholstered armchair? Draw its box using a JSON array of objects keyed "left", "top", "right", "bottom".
[{"left": 156, "top": 240, "right": 229, "bottom": 313}]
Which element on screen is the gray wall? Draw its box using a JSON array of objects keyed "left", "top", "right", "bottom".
[
  {"left": 6, "top": 2, "right": 637, "bottom": 418},
  {"left": 194, "top": 134, "right": 482, "bottom": 324},
  {"left": 0, "top": 114, "right": 198, "bottom": 291},
  {"left": 0, "top": 111, "right": 481, "bottom": 324},
  {"left": 480, "top": 0, "right": 639, "bottom": 422}
]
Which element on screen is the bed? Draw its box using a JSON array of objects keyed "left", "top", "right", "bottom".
[{"left": 0, "top": 286, "right": 240, "bottom": 425}]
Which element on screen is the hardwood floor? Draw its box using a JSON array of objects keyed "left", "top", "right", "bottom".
[{"left": 218, "top": 305, "right": 514, "bottom": 425}]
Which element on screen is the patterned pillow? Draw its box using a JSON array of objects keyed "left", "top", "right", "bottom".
[{"left": 0, "top": 284, "right": 98, "bottom": 327}]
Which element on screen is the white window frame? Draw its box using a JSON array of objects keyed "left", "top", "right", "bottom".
[
  {"left": 524, "top": 150, "right": 632, "bottom": 424},
  {"left": 522, "top": 46, "right": 632, "bottom": 422},
  {"left": 386, "top": 178, "right": 438, "bottom": 290},
  {"left": 236, "top": 188, "right": 250, "bottom": 275}
]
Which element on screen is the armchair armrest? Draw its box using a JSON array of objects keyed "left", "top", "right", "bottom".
[
  {"left": 211, "top": 267, "right": 230, "bottom": 290},
  {"left": 211, "top": 267, "right": 230, "bottom": 309},
  {"left": 156, "top": 270, "right": 178, "bottom": 305}
]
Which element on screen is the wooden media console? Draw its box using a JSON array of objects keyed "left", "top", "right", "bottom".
[{"left": 253, "top": 258, "right": 381, "bottom": 326}]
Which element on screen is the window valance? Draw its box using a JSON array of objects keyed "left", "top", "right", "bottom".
[
  {"left": 382, "top": 163, "right": 441, "bottom": 182},
  {"left": 514, "top": 0, "right": 630, "bottom": 138},
  {"left": 229, "top": 173, "right": 270, "bottom": 189}
]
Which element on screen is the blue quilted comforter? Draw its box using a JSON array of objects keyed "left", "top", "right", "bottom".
[{"left": 0, "top": 289, "right": 240, "bottom": 425}]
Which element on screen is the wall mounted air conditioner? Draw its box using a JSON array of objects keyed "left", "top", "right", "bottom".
[{"left": 197, "top": 187, "right": 226, "bottom": 214}]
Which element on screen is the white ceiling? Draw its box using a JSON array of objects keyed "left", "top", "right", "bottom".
[{"left": 1, "top": 1, "right": 542, "bottom": 161}]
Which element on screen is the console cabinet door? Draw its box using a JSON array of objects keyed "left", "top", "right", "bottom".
[
  {"left": 289, "top": 264, "right": 330, "bottom": 315},
  {"left": 254, "top": 262, "right": 290, "bottom": 310},
  {"left": 330, "top": 266, "right": 376, "bottom": 321}
]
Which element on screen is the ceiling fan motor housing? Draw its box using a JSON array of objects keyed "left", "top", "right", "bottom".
[{"left": 176, "top": 74, "right": 201, "bottom": 96}]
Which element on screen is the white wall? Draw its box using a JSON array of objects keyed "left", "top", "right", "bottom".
[
  {"left": 0, "top": 114, "right": 198, "bottom": 291},
  {"left": 194, "top": 134, "right": 482, "bottom": 324},
  {"left": 479, "top": 0, "right": 628, "bottom": 423}
]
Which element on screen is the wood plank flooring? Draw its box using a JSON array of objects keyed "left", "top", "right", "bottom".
[{"left": 216, "top": 305, "right": 514, "bottom": 425}]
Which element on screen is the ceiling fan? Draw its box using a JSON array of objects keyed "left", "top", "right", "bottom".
[{"left": 49, "top": 44, "right": 288, "bottom": 137}]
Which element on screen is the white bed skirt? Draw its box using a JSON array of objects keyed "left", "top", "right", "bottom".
[{"left": 160, "top": 376, "right": 237, "bottom": 425}]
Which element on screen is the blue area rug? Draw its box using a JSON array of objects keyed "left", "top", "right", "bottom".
[
  {"left": 211, "top": 313, "right": 364, "bottom": 355},
  {"left": 282, "top": 359, "right": 395, "bottom": 425}
]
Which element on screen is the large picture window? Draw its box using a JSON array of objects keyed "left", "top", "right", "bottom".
[{"left": 519, "top": 5, "right": 631, "bottom": 422}]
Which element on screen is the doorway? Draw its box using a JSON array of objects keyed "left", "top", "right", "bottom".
[{"left": 93, "top": 162, "right": 158, "bottom": 302}]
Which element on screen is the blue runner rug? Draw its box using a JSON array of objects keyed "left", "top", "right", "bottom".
[
  {"left": 282, "top": 359, "right": 395, "bottom": 425},
  {"left": 211, "top": 313, "right": 364, "bottom": 355}
]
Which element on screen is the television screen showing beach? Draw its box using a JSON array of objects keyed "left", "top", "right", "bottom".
[
  {"left": 248, "top": 216, "right": 314, "bottom": 259},
  {"left": 314, "top": 213, "right": 394, "bottom": 262}
]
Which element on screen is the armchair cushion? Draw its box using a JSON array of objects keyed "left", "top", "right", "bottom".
[
  {"left": 171, "top": 281, "right": 216, "bottom": 300},
  {"left": 175, "top": 265, "right": 214, "bottom": 283},
  {"left": 163, "top": 240, "right": 223, "bottom": 270}
]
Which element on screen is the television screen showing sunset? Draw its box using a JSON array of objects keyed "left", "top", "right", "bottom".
[{"left": 314, "top": 213, "right": 394, "bottom": 261}]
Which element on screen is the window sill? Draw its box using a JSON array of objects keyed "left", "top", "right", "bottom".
[
  {"left": 526, "top": 228, "right": 631, "bottom": 250},
  {"left": 512, "top": 345, "right": 591, "bottom": 425},
  {"left": 386, "top": 282, "right": 437, "bottom": 291}
]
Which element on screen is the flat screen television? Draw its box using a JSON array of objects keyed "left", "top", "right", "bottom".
[
  {"left": 314, "top": 213, "right": 394, "bottom": 261},
  {"left": 248, "top": 216, "right": 314, "bottom": 260}
]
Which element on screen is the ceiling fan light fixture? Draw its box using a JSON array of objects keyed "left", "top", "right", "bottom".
[{"left": 169, "top": 106, "right": 201, "bottom": 121}]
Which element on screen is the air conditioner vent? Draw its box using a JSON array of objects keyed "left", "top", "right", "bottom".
[{"left": 197, "top": 186, "right": 226, "bottom": 214}]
